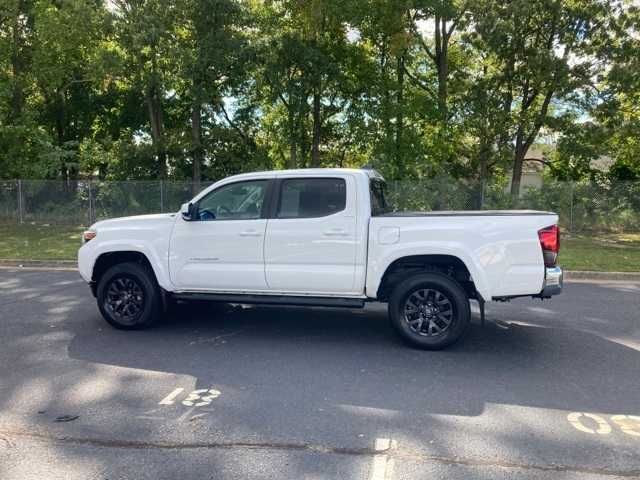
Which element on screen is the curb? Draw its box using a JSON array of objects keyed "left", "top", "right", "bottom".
[
  {"left": 563, "top": 270, "right": 640, "bottom": 282},
  {"left": 1, "top": 260, "right": 639, "bottom": 282},
  {"left": 0, "top": 259, "right": 77, "bottom": 270}
]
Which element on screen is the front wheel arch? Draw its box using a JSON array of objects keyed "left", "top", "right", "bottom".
[{"left": 92, "top": 251, "right": 157, "bottom": 286}]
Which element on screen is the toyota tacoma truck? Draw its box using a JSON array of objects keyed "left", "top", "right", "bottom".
[{"left": 78, "top": 168, "right": 563, "bottom": 349}]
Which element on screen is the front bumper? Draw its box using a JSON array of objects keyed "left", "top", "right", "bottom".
[
  {"left": 540, "top": 266, "right": 563, "bottom": 298},
  {"left": 77, "top": 242, "right": 94, "bottom": 282}
]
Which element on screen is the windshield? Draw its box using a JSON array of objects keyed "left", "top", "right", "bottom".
[{"left": 370, "top": 179, "right": 391, "bottom": 216}]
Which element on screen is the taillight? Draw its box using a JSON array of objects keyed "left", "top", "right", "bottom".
[{"left": 538, "top": 225, "right": 560, "bottom": 267}]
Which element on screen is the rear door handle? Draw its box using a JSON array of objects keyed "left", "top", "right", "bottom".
[
  {"left": 323, "top": 228, "right": 348, "bottom": 237},
  {"left": 239, "top": 229, "right": 262, "bottom": 237}
]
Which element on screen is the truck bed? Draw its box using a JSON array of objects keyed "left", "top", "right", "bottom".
[
  {"left": 380, "top": 210, "right": 555, "bottom": 217},
  {"left": 367, "top": 211, "right": 559, "bottom": 301}
]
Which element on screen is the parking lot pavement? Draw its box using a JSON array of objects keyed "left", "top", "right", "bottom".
[{"left": 0, "top": 269, "right": 639, "bottom": 479}]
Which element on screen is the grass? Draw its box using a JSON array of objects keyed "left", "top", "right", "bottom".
[
  {"left": 1, "top": 222, "right": 639, "bottom": 272},
  {"left": 560, "top": 233, "right": 640, "bottom": 272},
  {"left": 0, "top": 223, "right": 84, "bottom": 261}
]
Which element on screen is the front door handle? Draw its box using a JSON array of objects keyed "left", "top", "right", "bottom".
[
  {"left": 239, "top": 229, "right": 262, "bottom": 237},
  {"left": 323, "top": 228, "right": 348, "bottom": 237}
]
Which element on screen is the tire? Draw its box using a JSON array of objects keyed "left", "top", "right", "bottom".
[
  {"left": 96, "top": 262, "right": 161, "bottom": 330},
  {"left": 388, "top": 272, "right": 470, "bottom": 350}
]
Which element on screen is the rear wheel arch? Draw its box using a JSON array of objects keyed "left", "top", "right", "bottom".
[{"left": 376, "top": 254, "right": 477, "bottom": 301}]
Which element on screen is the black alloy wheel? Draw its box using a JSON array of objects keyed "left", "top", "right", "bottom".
[
  {"left": 97, "top": 262, "right": 161, "bottom": 330},
  {"left": 403, "top": 288, "right": 454, "bottom": 337},
  {"left": 104, "top": 276, "right": 145, "bottom": 325},
  {"left": 389, "top": 272, "right": 470, "bottom": 349}
]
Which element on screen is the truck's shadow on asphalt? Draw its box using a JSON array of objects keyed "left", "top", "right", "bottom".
[
  {"left": 66, "top": 289, "right": 640, "bottom": 419},
  {"left": 2, "top": 271, "right": 638, "bottom": 439},
  {"left": 4, "top": 272, "right": 640, "bottom": 479}
]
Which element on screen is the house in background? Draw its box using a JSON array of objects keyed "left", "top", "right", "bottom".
[
  {"left": 508, "top": 145, "right": 614, "bottom": 194},
  {"left": 506, "top": 146, "right": 547, "bottom": 193}
]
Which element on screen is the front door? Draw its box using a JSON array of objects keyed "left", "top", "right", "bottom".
[
  {"left": 264, "top": 176, "right": 358, "bottom": 294},
  {"left": 169, "top": 179, "right": 270, "bottom": 291}
]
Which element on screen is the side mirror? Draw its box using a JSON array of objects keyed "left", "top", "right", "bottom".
[{"left": 181, "top": 202, "right": 196, "bottom": 221}]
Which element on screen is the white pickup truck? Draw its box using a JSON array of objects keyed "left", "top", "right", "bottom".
[{"left": 78, "top": 168, "right": 562, "bottom": 349}]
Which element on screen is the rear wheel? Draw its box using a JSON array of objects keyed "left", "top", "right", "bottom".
[
  {"left": 97, "top": 262, "right": 161, "bottom": 329},
  {"left": 389, "top": 272, "right": 470, "bottom": 349}
]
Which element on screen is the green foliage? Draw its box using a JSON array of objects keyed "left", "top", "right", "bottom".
[
  {"left": 386, "top": 177, "right": 482, "bottom": 211},
  {"left": 0, "top": 0, "right": 638, "bottom": 189}
]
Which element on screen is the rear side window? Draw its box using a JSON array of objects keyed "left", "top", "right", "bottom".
[{"left": 277, "top": 178, "right": 346, "bottom": 219}]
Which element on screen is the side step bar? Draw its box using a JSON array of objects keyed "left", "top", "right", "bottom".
[{"left": 172, "top": 292, "right": 366, "bottom": 309}]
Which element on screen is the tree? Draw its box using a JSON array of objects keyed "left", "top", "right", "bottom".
[
  {"left": 0, "top": 0, "right": 637, "bottom": 192},
  {"left": 112, "top": 0, "right": 180, "bottom": 179},
  {"left": 473, "top": 0, "right": 619, "bottom": 199},
  {"left": 253, "top": 0, "right": 366, "bottom": 169},
  {"left": 176, "top": 0, "right": 248, "bottom": 184}
]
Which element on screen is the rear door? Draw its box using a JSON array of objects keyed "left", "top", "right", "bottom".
[{"left": 264, "top": 175, "right": 358, "bottom": 294}]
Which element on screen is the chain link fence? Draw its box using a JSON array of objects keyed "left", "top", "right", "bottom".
[
  {"left": 0, "top": 180, "right": 213, "bottom": 226},
  {"left": 386, "top": 178, "right": 640, "bottom": 233},
  {"left": 1, "top": 178, "right": 639, "bottom": 233}
]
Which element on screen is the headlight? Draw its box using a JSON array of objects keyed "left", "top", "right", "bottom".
[{"left": 82, "top": 229, "right": 97, "bottom": 243}]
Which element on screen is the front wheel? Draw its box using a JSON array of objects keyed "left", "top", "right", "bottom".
[
  {"left": 96, "top": 262, "right": 161, "bottom": 330},
  {"left": 389, "top": 273, "right": 470, "bottom": 350}
]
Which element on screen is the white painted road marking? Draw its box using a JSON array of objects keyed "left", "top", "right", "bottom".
[
  {"left": 182, "top": 389, "right": 221, "bottom": 407},
  {"left": 159, "top": 387, "right": 222, "bottom": 407},
  {"left": 611, "top": 415, "right": 640, "bottom": 437},
  {"left": 158, "top": 388, "right": 184, "bottom": 405},
  {"left": 567, "top": 412, "right": 640, "bottom": 437},
  {"left": 369, "top": 438, "right": 395, "bottom": 480},
  {"left": 567, "top": 412, "right": 612, "bottom": 434}
]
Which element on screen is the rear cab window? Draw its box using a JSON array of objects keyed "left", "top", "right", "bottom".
[{"left": 370, "top": 179, "right": 391, "bottom": 216}]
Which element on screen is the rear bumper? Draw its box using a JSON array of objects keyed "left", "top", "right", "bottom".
[{"left": 540, "top": 266, "right": 563, "bottom": 298}]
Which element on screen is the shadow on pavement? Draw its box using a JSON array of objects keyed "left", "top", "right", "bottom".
[
  {"left": 2, "top": 271, "right": 640, "bottom": 478},
  {"left": 65, "top": 296, "right": 640, "bottom": 417}
]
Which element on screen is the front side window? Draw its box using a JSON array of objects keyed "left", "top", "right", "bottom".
[
  {"left": 277, "top": 178, "right": 346, "bottom": 219},
  {"left": 196, "top": 180, "right": 267, "bottom": 221}
]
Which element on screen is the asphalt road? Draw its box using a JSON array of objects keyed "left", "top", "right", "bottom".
[{"left": 0, "top": 268, "right": 639, "bottom": 479}]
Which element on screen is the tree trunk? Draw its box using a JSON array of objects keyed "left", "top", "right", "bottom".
[
  {"left": 288, "top": 106, "right": 297, "bottom": 169},
  {"left": 53, "top": 91, "right": 68, "bottom": 183},
  {"left": 298, "top": 110, "right": 309, "bottom": 168},
  {"left": 146, "top": 85, "right": 167, "bottom": 179},
  {"left": 510, "top": 129, "right": 526, "bottom": 203},
  {"left": 298, "top": 93, "right": 311, "bottom": 168},
  {"left": 289, "top": 142, "right": 297, "bottom": 169},
  {"left": 310, "top": 87, "right": 322, "bottom": 167},
  {"left": 511, "top": 86, "right": 554, "bottom": 202},
  {"left": 9, "top": 4, "right": 25, "bottom": 123},
  {"left": 433, "top": 15, "right": 449, "bottom": 123},
  {"left": 478, "top": 142, "right": 490, "bottom": 182},
  {"left": 380, "top": 37, "right": 391, "bottom": 150},
  {"left": 476, "top": 138, "right": 491, "bottom": 209},
  {"left": 191, "top": 103, "right": 203, "bottom": 187},
  {"left": 477, "top": 65, "right": 491, "bottom": 205},
  {"left": 395, "top": 53, "right": 405, "bottom": 178}
]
